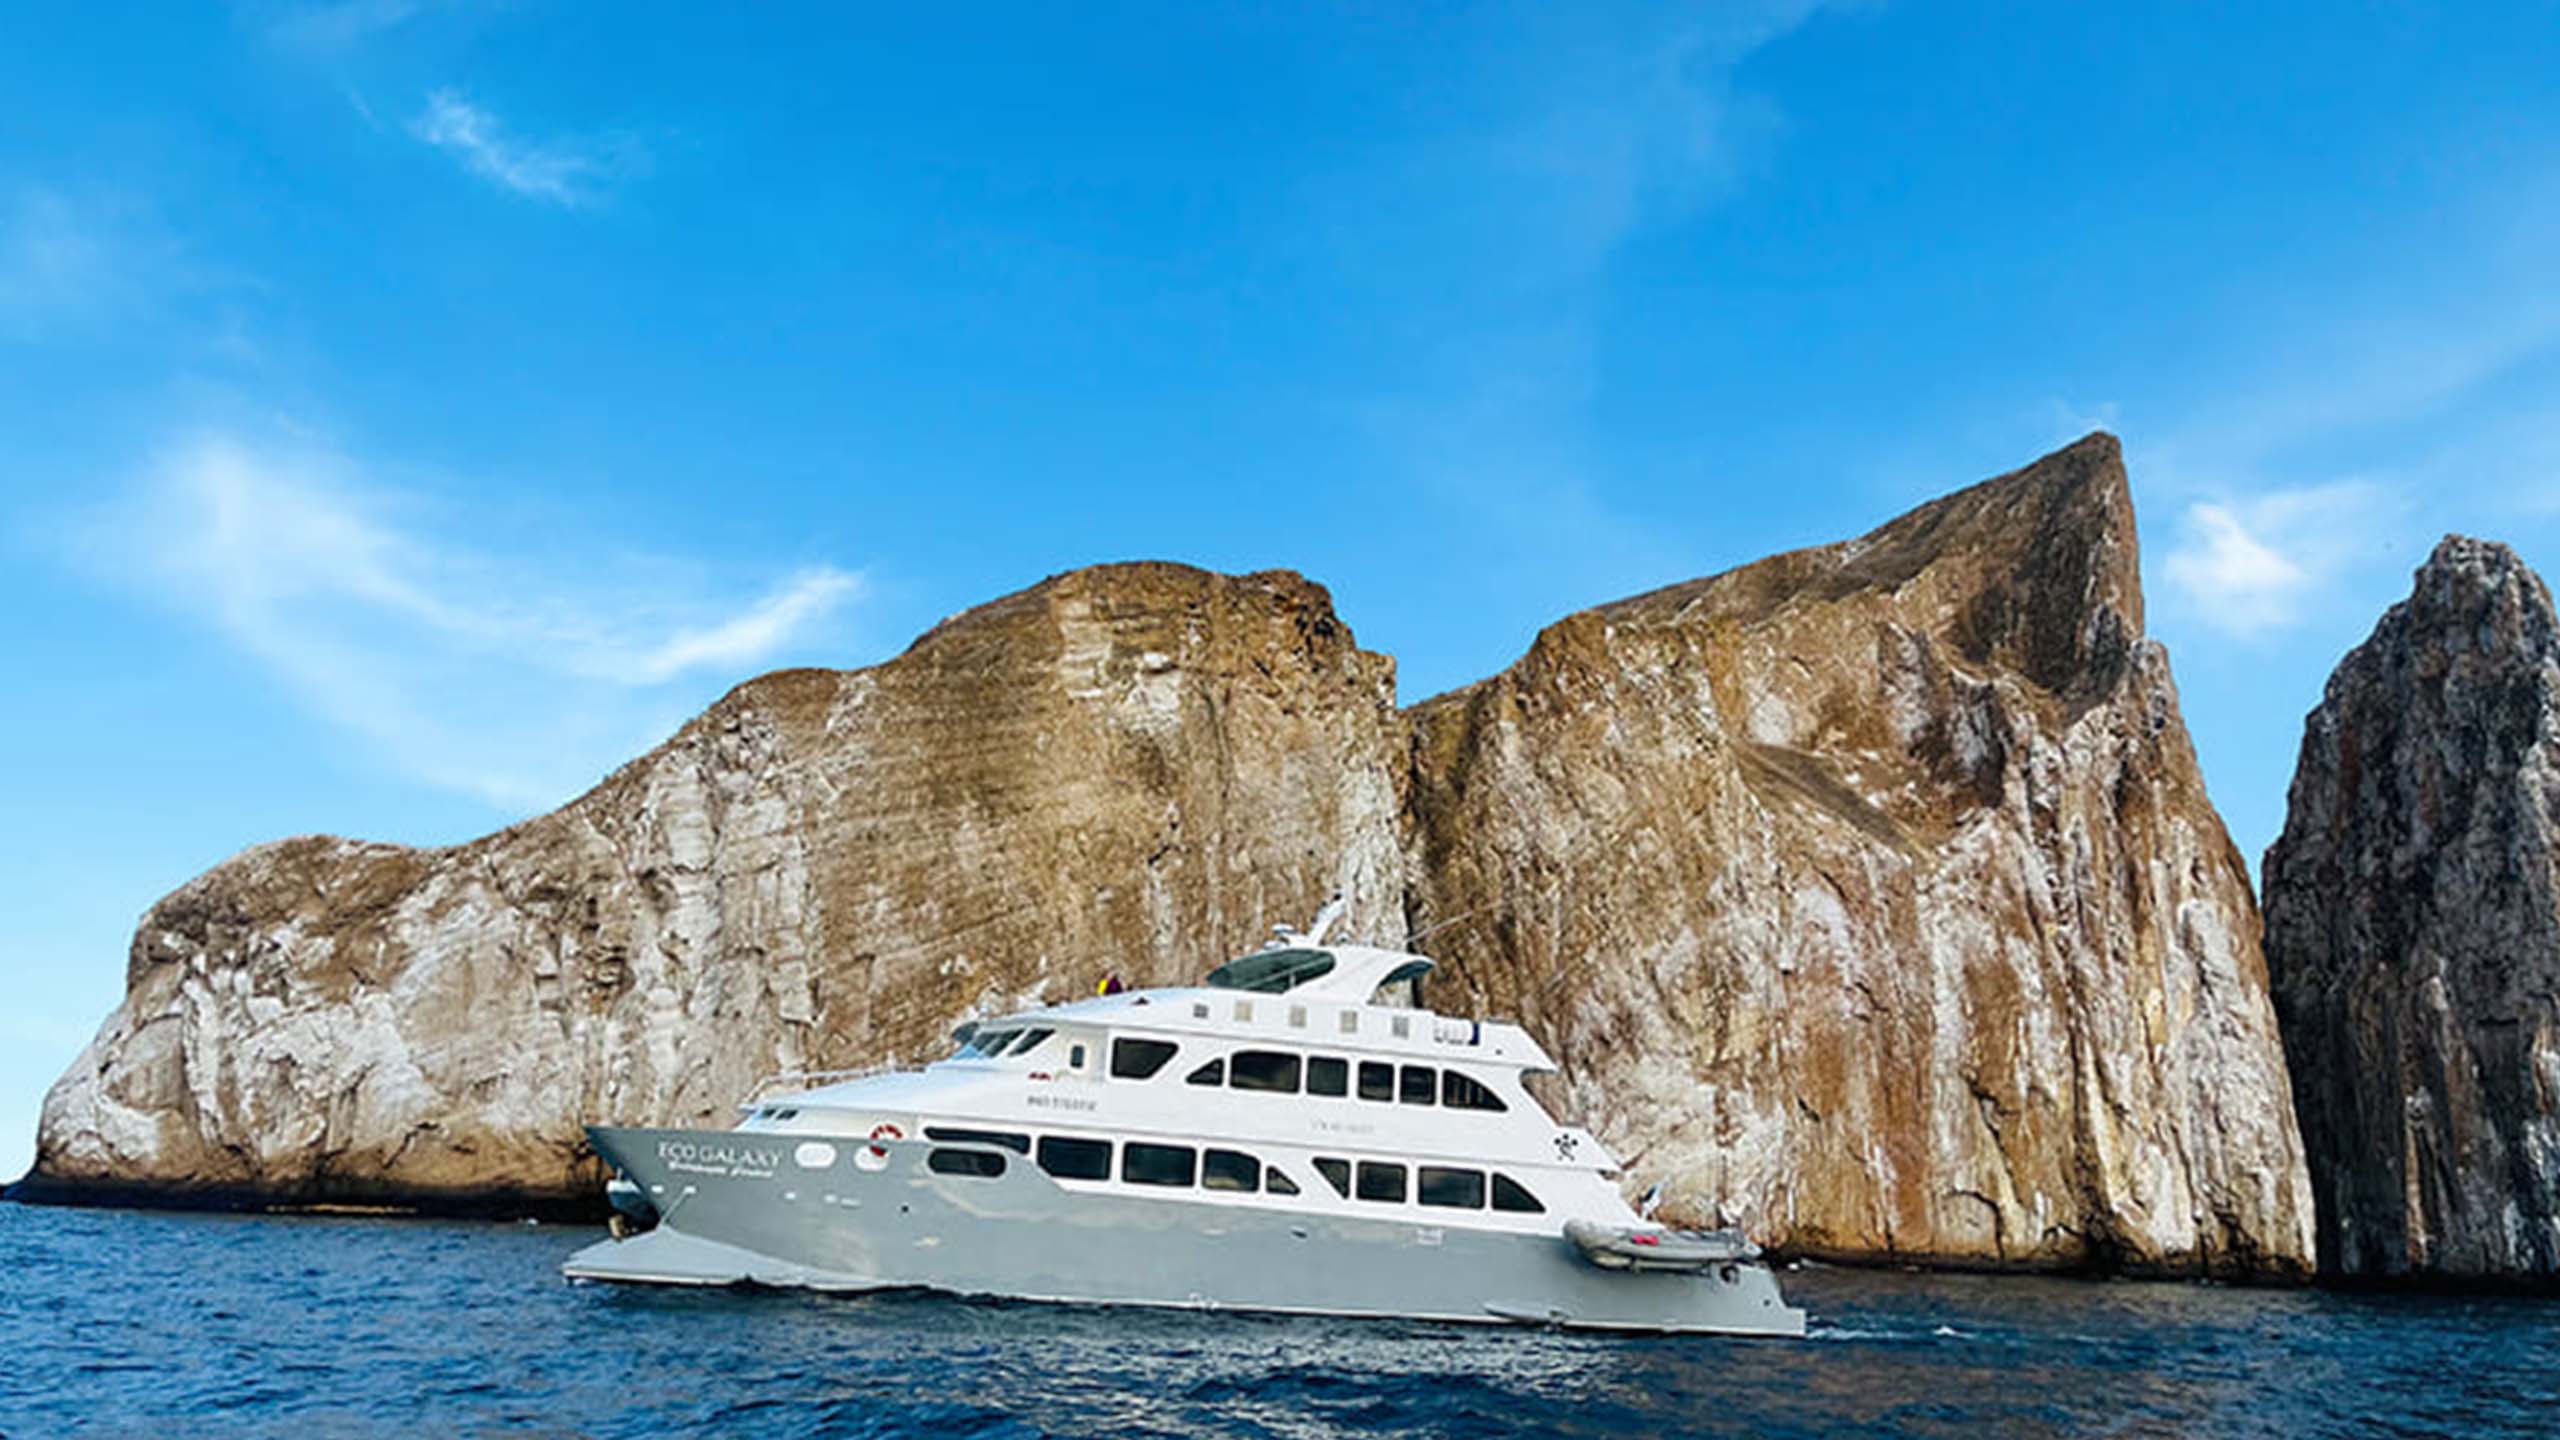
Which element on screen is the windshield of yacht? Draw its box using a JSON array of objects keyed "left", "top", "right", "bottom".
[
  {"left": 1203, "top": 948, "right": 1335, "bottom": 993},
  {"left": 956, "top": 1027, "right": 1021, "bottom": 1059}
]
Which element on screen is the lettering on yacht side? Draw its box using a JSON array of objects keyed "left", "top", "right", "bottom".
[
  {"left": 1025, "top": 1094, "right": 1099, "bottom": 1112},
  {"left": 1310, "top": 1117, "right": 1376, "bottom": 1136},
  {"left": 658, "top": 1139, "right": 783, "bottom": 1179}
]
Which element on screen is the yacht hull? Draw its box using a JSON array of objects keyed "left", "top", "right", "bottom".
[{"left": 563, "top": 1126, "right": 1806, "bottom": 1337}]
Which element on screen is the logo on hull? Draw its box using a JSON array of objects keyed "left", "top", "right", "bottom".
[{"left": 657, "top": 1139, "right": 783, "bottom": 1179}]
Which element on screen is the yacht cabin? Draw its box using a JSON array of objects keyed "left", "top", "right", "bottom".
[{"left": 730, "top": 944, "right": 1632, "bottom": 1233}]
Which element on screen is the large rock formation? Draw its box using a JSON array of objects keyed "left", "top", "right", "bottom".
[
  {"left": 24, "top": 433, "right": 2319, "bottom": 1278},
  {"left": 1407, "top": 434, "right": 2314, "bottom": 1276},
  {"left": 26, "top": 564, "right": 1408, "bottom": 1213},
  {"left": 2264, "top": 536, "right": 2560, "bottom": 1286}
]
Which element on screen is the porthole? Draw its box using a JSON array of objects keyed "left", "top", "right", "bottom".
[{"left": 793, "top": 1141, "right": 840, "bottom": 1170}]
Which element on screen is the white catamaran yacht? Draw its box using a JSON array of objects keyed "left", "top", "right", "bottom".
[{"left": 563, "top": 905, "right": 1806, "bottom": 1337}]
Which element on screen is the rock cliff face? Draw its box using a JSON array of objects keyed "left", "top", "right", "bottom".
[
  {"left": 2263, "top": 537, "right": 2560, "bottom": 1286},
  {"left": 28, "top": 564, "right": 1407, "bottom": 1212},
  {"left": 27, "top": 434, "right": 2318, "bottom": 1278},
  {"left": 1407, "top": 434, "right": 2314, "bottom": 1276}
]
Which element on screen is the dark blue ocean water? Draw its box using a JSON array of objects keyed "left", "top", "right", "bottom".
[{"left": 2, "top": 1202, "right": 2554, "bottom": 1439}]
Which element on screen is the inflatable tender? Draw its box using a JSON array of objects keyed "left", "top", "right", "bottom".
[{"left": 1564, "top": 1220, "right": 1762, "bottom": 1274}]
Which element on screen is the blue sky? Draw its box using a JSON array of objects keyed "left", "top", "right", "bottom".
[{"left": 6, "top": 1, "right": 2559, "bottom": 1182}]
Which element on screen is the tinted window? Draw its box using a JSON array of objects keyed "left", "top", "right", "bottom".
[
  {"left": 1357, "top": 1062, "right": 1394, "bottom": 1102},
  {"left": 1400, "top": 1065, "right": 1437, "bottom": 1106},
  {"left": 1229, "top": 1051, "right": 1301, "bottom": 1094},
  {"left": 1441, "top": 1070, "right": 1508, "bottom": 1112},
  {"left": 1202, "top": 1149, "right": 1260, "bottom": 1193},
  {"left": 1010, "top": 1027, "right": 1054, "bottom": 1056},
  {"left": 966, "top": 1029, "right": 1016, "bottom": 1058},
  {"left": 1265, "top": 1166, "right": 1301, "bottom": 1196},
  {"left": 1491, "top": 1173, "right": 1546, "bottom": 1214},
  {"left": 1418, "top": 1167, "right": 1487, "bottom": 1209},
  {"left": 1313, "top": 1158, "right": 1352, "bottom": 1197},
  {"left": 1037, "top": 1136, "right": 1112, "bottom": 1181},
  {"left": 923, "top": 1127, "right": 1029, "bottom": 1154},
  {"left": 1186, "top": 1058, "right": 1226, "bottom": 1086},
  {"left": 1355, "top": 1161, "right": 1408, "bottom": 1204},
  {"left": 1111, "top": 1038, "right": 1178, "bottom": 1080},
  {"left": 1203, "top": 947, "right": 1336, "bottom": 993},
  {"left": 1307, "top": 1056, "right": 1348, "bottom": 1097},
  {"left": 927, "top": 1148, "right": 1005, "bottom": 1177},
  {"left": 1123, "top": 1142, "right": 1197, "bottom": 1188}
]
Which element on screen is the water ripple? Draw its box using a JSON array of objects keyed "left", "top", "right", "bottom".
[{"left": 2, "top": 1205, "right": 2554, "bottom": 1439}]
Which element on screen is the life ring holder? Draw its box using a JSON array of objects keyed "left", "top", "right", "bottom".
[{"left": 855, "top": 1121, "right": 904, "bottom": 1172}]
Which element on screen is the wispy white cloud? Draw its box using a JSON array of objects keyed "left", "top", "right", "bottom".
[
  {"left": 2045, "top": 399, "right": 2122, "bottom": 449},
  {"left": 0, "top": 188, "right": 158, "bottom": 333},
  {"left": 411, "top": 90, "right": 632, "bottom": 206},
  {"left": 2159, "top": 482, "right": 2397, "bottom": 638},
  {"left": 1533, "top": 0, "right": 1833, "bottom": 259},
  {"left": 1320, "top": 2, "right": 1838, "bottom": 671},
  {"left": 0, "top": 190, "right": 106, "bottom": 306},
  {"left": 2133, "top": 168, "right": 2560, "bottom": 642},
  {"left": 265, "top": 0, "right": 420, "bottom": 54},
  {"left": 82, "top": 432, "right": 860, "bottom": 810},
  {"left": 627, "top": 575, "right": 861, "bottom": 685}
]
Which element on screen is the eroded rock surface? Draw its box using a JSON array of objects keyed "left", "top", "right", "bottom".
[
  {"left": 29, "top": 435, "right": 2318, "bottom": 1279},
  {"left": 2264, "top": 536, "right": 2560, "bottom": 1285},
  {"left": 1405, "top": 434, "right": 2314, "bottom": 1276},
  {"left": 29, "top": 564, "right": 1406, "bottom": 1212}
]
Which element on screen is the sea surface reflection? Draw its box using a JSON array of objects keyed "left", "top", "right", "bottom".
[{"left": 4, "top": 1204, "right": 2552, "bottom": 1438}]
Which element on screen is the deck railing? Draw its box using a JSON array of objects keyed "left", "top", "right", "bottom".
[{"left": 739, "top": 1063, "right": 899, "bottom": 1108}]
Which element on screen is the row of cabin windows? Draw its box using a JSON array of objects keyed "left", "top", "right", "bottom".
[
  {"left": 919, "top": 1125, "right": 1547, "bottom": 1213},
  {"left": 1308, "top": 1158, "right": 1546, "bottom": 1213},
  {"left": 1108, "top": 1037, "right": 1506, "bottom": 1112},
  {"left": 920, "top": 1127, "right": 1299, "bottom": 1195}
]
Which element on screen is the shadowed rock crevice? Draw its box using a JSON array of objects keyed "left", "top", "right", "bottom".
[{"left": 2264, "top": 536, "right": 2560, "bottom": 1288}]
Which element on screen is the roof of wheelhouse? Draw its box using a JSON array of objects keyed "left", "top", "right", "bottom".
[
  {"left": 961, "top": 944, "right": 1556, "bottom": 1072},
  {"left": 1201, "top": 944, "right": 1432, "bottom": 1001}
]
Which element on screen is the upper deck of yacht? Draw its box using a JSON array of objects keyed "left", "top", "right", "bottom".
[
  {"left": 977, "top": 944, "right": 1556, "bottom": 1074},
  {"left": 731, "top": 935, "right": 1630, "bottom": 1229}
]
